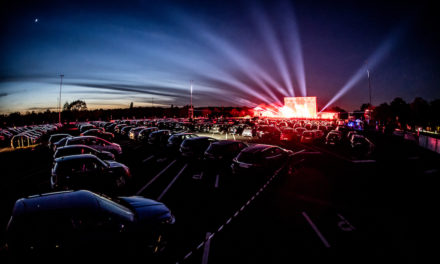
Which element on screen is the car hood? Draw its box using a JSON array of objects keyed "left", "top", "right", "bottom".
[{"left": 119, "top": 196, "right": 173, "bottom": 223}]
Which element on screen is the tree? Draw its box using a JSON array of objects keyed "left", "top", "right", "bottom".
[
  {"left": 129, "top": 102, "right": 134, "bottom": 109},
  {"left": 63, "top": 101, "right": 70, "bottom": 111},
  {"left": 69, "top": 100, "right": 87, "bottom": 111},
  {"left": 360, "top": 103, "right": 372, "bottom": 111},
  {"left": 410, "top": 97, "right": 430, "bottom": 126}
]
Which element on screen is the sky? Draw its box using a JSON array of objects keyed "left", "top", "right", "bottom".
[{"left": 0, "top": 0, "right": 439, "bottom": 114}]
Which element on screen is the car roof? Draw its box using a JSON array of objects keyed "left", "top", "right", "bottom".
[
  {"left": 54, "top": 153, "right": 99, "bottom": 163},
  {"left": 184, "top": 136, "right": 215, "bottom": 142},
  {"left": 211, "top": 140, "right": 244, "bottom": 146},
  {"left": 57, "top": 144, "right": 96, "bottom": 151},
  {"left": 171, "top": 132, "right": 196, "bottom": 136},
  {"left": 13, "top": 190, "right": 100, "bottom": 216},
  {"left": 241, "top": 144, "right": 275, "bottom": 153}
]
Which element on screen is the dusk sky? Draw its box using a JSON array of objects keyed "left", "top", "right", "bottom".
[{"left": 1, "top": 0, "right": 439, "bottom": 114}]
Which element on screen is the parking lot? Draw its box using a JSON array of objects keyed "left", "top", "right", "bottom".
[{"left": 0, "top": 119, "right": 438, "bottom": 263}]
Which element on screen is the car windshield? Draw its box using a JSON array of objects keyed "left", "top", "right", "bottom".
[
  {"left": 96, "top": 195, "right": 134, "bottom": 222},
  {"left": 236, "top": 151, "right": 260, "bottom": 163}
]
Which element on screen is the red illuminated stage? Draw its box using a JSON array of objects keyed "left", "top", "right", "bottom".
[{"left": 254, "top": 96, "right": 338, "bottom": 120}]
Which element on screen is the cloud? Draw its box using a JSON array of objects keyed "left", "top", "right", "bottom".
[{"left": 0, "top": 92, "right": 7, "bottom": 97}]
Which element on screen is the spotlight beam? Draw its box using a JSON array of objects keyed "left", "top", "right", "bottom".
[
  {"left": 321, "top": 28, "right": 403, "bottom": 112},
  {"left": 251, "top": 4, "right": 295, "bottom": 97},
  {"left": 279, "top": 1, "right": 307, "bottom": 97}
]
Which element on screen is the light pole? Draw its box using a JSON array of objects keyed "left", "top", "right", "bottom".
[
  {"left": 189, "top": 80, "right": 194, "bottom": 119},
  {"left": 59, "top": 74, "right": 64, "bottom": 125}
]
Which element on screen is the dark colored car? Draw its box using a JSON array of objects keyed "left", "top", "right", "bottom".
[
  {"left": 80, "top": 129, "right": 115, "bottom": 141},
  {"left": 120, "top": 126, "right": 135, "bottom": 138},
  {"left": 51, "top": 136, "right": 73, "bottom": 152},
  {"left": 50, "top": 154, "right": 130, "bottom": 192},
  {"left": 48, "top": 134, "right": 71, "bottom": 150},
  {"left": 256, "top": 125, "right": 281, "bottom": 141},
  {"left": 65, "top": 136, "right": 122, "bottom": 155},
  {"left": 138, "top": 127, "right": 159, "bottom": 142},
  {"left": 5, "top": 190, "right": 175, "bottom": 259},
  {"left": 325, "top": 131, "right": 342, "bottom": 145},
  {"left": 148, "top": 130, "right": 171, "bottom": 147},
  {"left": 300, "top": 131, "right": 315, "bottom": 143},
  {"left": 166, "top": 133, "right": 198, "bottom": 152},
  {"left": 231, "top": 144, "right": 293, "bottom": 176},
  {"left": 280, "top": 128, "right": 297, "bottom": 141},
  {"left": 180, "top": 137, "right": 218, "bottom": 159},
  {"left": 204, "top": 140, "right": 248, "bottom": 164},
  {"left": 54, "top": 144, "right": 115, "bottom": 161}
]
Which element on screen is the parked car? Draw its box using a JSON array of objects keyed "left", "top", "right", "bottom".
[
  {"left": 241, "top": 126, "right": 254, "bottom": 137},
  {"left": 148, "top": 130, "right": 171, "bottom": 147},
  {"left": 300, "top": 131, "right": 315, "bottom": 143},
  {"left": 65, "top": 136, "right": 122, "bottom": 155},
  {"left": 4, "top": 190, "right": 175, "bottom": 259},
  {"left": 256, "top": 125, "right": 281, "bottom": 141},
  {"left": 80, "top": 129, "right": 115, "bottom": 141},
  {"left": 138, "top": 127, "right": 159, "bottom": 142},
  {"left": 280, "top": 128, "right": 297, "bottom": 141},
  {"left": 51, "top": 136, "right": 73, "bottom": 152},
  {"left": 120, "top": 126, "right": 135, "bottom": 138},
  {"left": 325, "top": 131, "right": 342, "bottom": 145},
  {"left": 231, "top": 144, "right": 293, "bottom": 176},
  {"left": 50, "top": 154, "right": 130, "bottom": 192},
  {"left": 48, "top": 134, "right": 71, "bottom": 150},
  {"left": 180, "top": 137, "right": 218, "bottom": 159},
  {"left": 204, "top": 140, "right": 248, "bottom": 165},
  {"left": 166, "top": 133, "right": 198, "bottom": 152},
  {"left": 128, "top": 127, "right": 148, "bottom": 140},
  {"left": 54, "top": 145, "right": 115, "bottom": 161}
]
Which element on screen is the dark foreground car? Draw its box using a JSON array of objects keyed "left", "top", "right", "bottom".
[
  {"left": 204, "top": 140, "right": 248, "bottom": 165},
  {"left": 48, "top": 133, "right": 71, "bottom": 150},
  {"left": 166, "top": 133, "right": 198, "bottom": 153},
  {"left": 180, "top": 136, "right": 218, "bottom": 159},
  {"left": 51, "top": 154, "right": 130, "bottom": 193},
  {"left": 54, "top": 144, "right": 115, "bottom": 161},
  {"left": 231, "top": 144, "right": 293, "bottom": 177},
  {"left": 4, "top": 190, "right": 175, "bottom": 261}
]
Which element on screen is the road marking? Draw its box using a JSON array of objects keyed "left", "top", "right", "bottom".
[
  {"left": 136, "top": 159, "right": 177, "bottom": 195},
  {"left": 214, "top": 173, "right": 220, "bottom": 188},
  {"left": 352, "top": 159, "right": 376, "bottom": 163},
  {"left": 232, "top": 134, "right": 236, "bottom": 140},
  {"left": 157, "top": 164, "right": 188, "bottom": 201},
  {"left": 225, "top": 133, "right": 228, "bottom": 140},
  {"left": 142, "top": 155, "right": 155, "bottom": 163},
  {"left": 337, "top": 213, "right": 356, "bottom": 232},
  {"left": 193, "top": 171, "right": 203, "bottom": 180},
  {"left": 302, "top": 211, "right": 331, "bottom": 248}
]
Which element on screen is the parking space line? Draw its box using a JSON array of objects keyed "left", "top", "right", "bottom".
[
  {"left": 157, "top": 163, "right": 188, "bottom": 201},
  {"left": 214, "top": 173, "right": 220, "bottom": 188},
  {"left": 352, "top": 159, "right": 376, "bottom": 163},
  {"left": 142, "top": 155, "right": 155, "bottom": 163},
  {"left": 302, "top": 211, "right": 331, "bottom": 248},
  {"left": 136, "top": 159, "right": 177, "bottom": 195}
]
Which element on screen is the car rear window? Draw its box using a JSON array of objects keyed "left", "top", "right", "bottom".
[{"left": 236, "top": 151, "right": 260, "bottom": 163}]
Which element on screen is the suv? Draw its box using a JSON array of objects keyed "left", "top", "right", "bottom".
[
  {"left": 5, "top": 190, "right": 175, "bottom": 259},
  {"left": 51, "top": 154, "right": 130, "bottom": 193},
  {"left": 65, "top": 136, "right": 122, "bottom": 155}
]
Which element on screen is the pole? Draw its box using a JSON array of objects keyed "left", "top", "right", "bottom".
[
  {"left": 190, "top": 80, "right": 193, "bottom": 119},
  {"left": 59, "top": 74, "right": 64, "bottom": 125},
  {"left": 367, "top": 69, "right": 371, "bottom": 106}
]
